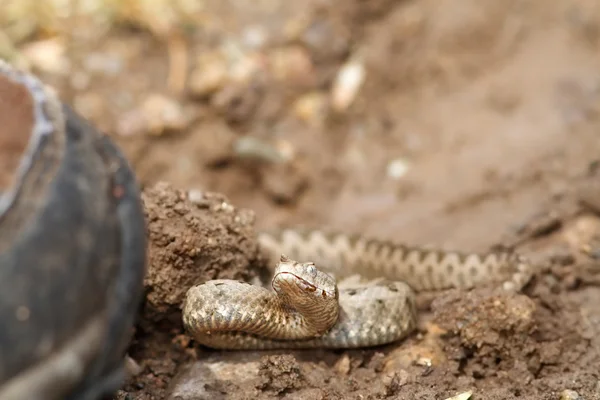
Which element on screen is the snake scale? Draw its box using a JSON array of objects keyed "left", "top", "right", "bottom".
[{"left": 182, "top": 229, "right": 532, "bottom": 350}]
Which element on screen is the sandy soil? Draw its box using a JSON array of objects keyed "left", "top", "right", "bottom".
[{"left": 5, "top": 0, "right": 600, "bottom": 399}]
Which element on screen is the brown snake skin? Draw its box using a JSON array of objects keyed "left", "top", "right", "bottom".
[{"left": 183, "top": 229, "right": 532, "bottom": 350}]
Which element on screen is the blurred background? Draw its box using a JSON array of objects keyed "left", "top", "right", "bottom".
[{"left": 2, "top": 0, "right": 600, "bottom": 250}]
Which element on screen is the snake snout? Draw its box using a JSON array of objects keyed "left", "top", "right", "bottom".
[{"left": 273, "top": 271, "right": 316, "bottom": 293}]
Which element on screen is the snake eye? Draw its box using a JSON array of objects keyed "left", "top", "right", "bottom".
[{"left": 306, "top": 264, "right": 317, "bottom": 277}]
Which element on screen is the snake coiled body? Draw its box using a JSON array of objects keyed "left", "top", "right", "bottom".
[{"left": 183, "top": 229, "right": 532, "bottom": 350}]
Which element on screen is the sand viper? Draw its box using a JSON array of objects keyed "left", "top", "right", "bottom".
[{"left": 183, "top": 229, "right": 532, "bottom": 349}]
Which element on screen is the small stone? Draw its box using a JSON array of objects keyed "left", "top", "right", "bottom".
[
  {"left": 192, "top": 121, "right": 237, "bottom": 167},
  {"left": 415, "top": 357, "right": 432, "bottom": 367},
  {"left": 142, "top": 94, "right": 188, "bottom": 136},
  {"left": 387, "top": 158, "right": 411, "bottom": 179},
  {"left": 269, "top": 46, "right": 315, "bottom": 87},
  {"left": 563, "top": 215, "right": 600, "bottom": 252},
  {"left": 560, "top": 389, "right": 582, "bottom": 400},
  {"left": 384, "top": 337, "right": 446, "bottom": 372},
  {"left": 445, "top": 391, "right": 473, "bottom": 400},
  {"left": 21, "top": 38, "right": 69, "bottom": 75},
  {"left": 124, "top": 355, "right": 143, "bottom": 377},
  {"left": 334, "top": 354, "right": 351, "bottom": 375},
  {"left": 225, "top": 47, "right": 262, "bottom": 84},
  {"left": 292, "top": 92, "right": 329, "bottom": 127},
  {"left": 297, "top": 17, "right": 351, "bottom": 62},
  {"left": 116, "top": 94, "right": 190, "bottom": 137},
  {"left": 187, "top": 189, "right": 206, "bottom": 205},
  {"left": 241, "top": 25, "right": 269, "bottom": 50},
  {"left": 262, "top": 162, "right": 309, "bottom": 204},
  {"left": 189, "top": 52, "right": 228, "bottom": 97},
  {"left": 331, "top": 58, "right": 365, "bottom": 112},
  {"left": 273, "top": 139, "right": 296, "bottom": 162},
  {"left": 233, "top": 136, "right": 287, "bottom": 164}
]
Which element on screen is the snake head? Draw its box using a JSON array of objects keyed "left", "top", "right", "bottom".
[
  {"left": 272, "top": 255, "right": 339, "bottom": 334},
  {"left": 274, "top": 255, "right": 338, "bottom": 299}
]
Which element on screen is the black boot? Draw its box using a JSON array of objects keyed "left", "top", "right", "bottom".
[{"left": 0, "top": 61, "right": 147, "bottom": 400}]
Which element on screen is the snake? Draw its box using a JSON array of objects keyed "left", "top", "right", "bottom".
[{"left": 182, "top": 229, "right": 532, "bottom": 350}]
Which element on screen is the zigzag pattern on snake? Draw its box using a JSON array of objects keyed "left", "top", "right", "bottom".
[{"left": 182, "top": 229, "right": 532, "bottom": 350}]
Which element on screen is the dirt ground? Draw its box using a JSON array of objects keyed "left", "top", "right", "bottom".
[{"left": 5, "top": 0, "right": 600, "bottom": 399}]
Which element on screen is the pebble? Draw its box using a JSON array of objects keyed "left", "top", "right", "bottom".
[
  {"left": 233, "top": 136, "right": 288, "bottom": 164},
  {"left": 241, "top": 25, "right": 269, "bottom": 50},
  {"left": 298, "top": 17, "right": 350, "bottom": 62},
  {"left": 187, "top": 189, "right": 206, "bottom": 205},
  {"left": 188, "top": 52, "right": 229, "bottom": 97},
  {"left": 292, "top": 92, "right": 329, "bottom": 126},
  {"left": 334, "top": 354, "right": 351, "bottom": 375},
  {"left": 21, "top": 38, "right": 69, "bottom": 75},
  {"left": 222, "top": 43, "right": 262, "bottom": 83},
  {"left": 560, "top": 389, "right": 582, "bottom": 400},
  {"left": 140, "top": 94, "right": 188, "bottom": 136},
  {"left": 387, "top": 158, "right": 411, "bottom": 180},
  {"left": 191, "top": 122, "right": 237, "bottom": 167},
  {"left": 331, "top": 58, "right": 365, "bottom": 112},
  {"left": 383, "top": 336, "right": 446, "bottom": 372},
  {"left": 124, "top": 355, "right": 143, "bottom": 377},
  {"left": 116, "top": 94, "right": 189, "bottom": 137},
  {"left": 415, "top": 357, "right": 432, "bottom": 367},
  {"left": 189, "top": 46, "right": 263, "bottom": 100},
  {"left": 444, "top": 391, "right": 473, "bottom": 400},
  {"left": 562, "top": 215, "right": 600, "bottom": 253},
  {"left": 268, "top": 46, "right": 315, "bottom": 87}
]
